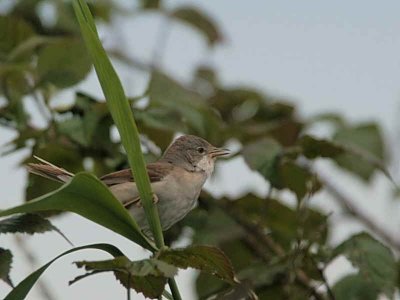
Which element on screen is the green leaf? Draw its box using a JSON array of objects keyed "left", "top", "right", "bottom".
[
  {"left": 333, "top": 232, "right": 397, "bottom": 297},
  {"left": 3, "top": 243, "right": 124, "bottom": 300},
  {"left": 56, "top": 92, "right": 110, "bottom": 147},
  {"left": 37, "top": 38, "right": 92, "bottom": 88},
  {"left": 0, "top": 173, "right": 154, "bottom": 251},
  {"left": 332, "top": 274, "right": 379, "bottom": 300},
  {"left": 0, "top": 213, "right": 72, "bottom": 246},
  {"left": 0, "top": 248, "right": 13, "bottom": 287},
  {"left": 158, "top": 245, "right": 236, "bottom": 284},
  {"left": 300, "top": 134, "right": 394, "bottom": 184},
  {"left": 230, "top": 195, "right": 328, "bottom": 248},
  {"left": 184, "top": 208, "right": 244, "bottom": 245},
  {"left": 237, "top": 258, "right": 289, "bottom": 288},
  {"left": 280, "top": 160, "right": 316, "bottom": 201},
  {"left": 333, "top": 123, "right": 385, "bottom": 181},
  {"left": 57, "top": 117, "right": 88, "bottom": 146},
  {"left": 299, "top": 135, "right": 344, "bottom": 159},
  {"left": 71, "top": 256, "right": 177, "bottom": 299},
  {"left": 0, "top": 16, "right": 35, "bottom": 59},
  {"left": 242, "top": 137, "right": 283, "bottom": 188},
  {"left": 171, "top": 6, "right": 223, "bottom": 46},
  {"left": 148, "top": 71, "right": 223, "bottom": 143},
  {"left": 140, "top": 0, "right": 161, "bottom": 9},
  {"left": 74, "top": 256, "right": 177, "bottom": 278}
]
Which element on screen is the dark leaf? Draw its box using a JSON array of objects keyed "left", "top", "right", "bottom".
[
  {"left": 72, "top": 256, "right": 177, "bottom": 299},
  {"left": 0, "top": 213, "right": 73, "bottom": 246},
  {"left": 140, "top": 0, "right": 161, "bottom": 9},
  {"left": 148, "top": 71, "right": 223, "bottom": 144},
  {"left": 73, "top": 256, "right": 176, "bottom": 278},
  {"left": 333, "top": 232, "right": 397, "bottom": 297},
  {"left": 242, "top": 137, "right": 283, "bottom": 188},
  {"left": 300, "top": 134, "right": 393, "bottom": 184},
  {"left": 332, "top": 274, "right": 379, "bottom": 300},
  {"left": 237, "top": 259, "right": 288, "bottom": 287},
  {"left": 230, "top": 195, "right": 328, "bottom": 248},
  {"left": 116, "top": 273, "right": 167, "bottom": 299},
  {"left": 195, "top": 272, "right": 228, "bottom": 300},
  {"left": 0, "top": 248, "right": 13, "bottom": 287},
  {"left": 299, "top": 135, "right": 344, "bottom": 159},
  {"left": 280, "top": 160, "right": 316, "bottom": 201},
  {"left": 0, "top": 15, "right": 35, "bottom": 59},
  {"left": 333, "top": 123, "right": 385, "bottom": 181},
  {"left": 183, "top": 207, "right": 244, "bottom": 245},
  {"left": 37, "top": 38, "right": 91, "bottom": 88},
  {"left": 158, "top": 245, "right": 236, "bottom": 284},
  {"left": 171, "top": 6, "right": 223, "bottom": 46}
]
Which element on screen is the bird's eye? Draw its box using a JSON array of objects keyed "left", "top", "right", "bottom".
[{"left": 197, "top": 147, "right": 205, "bottom": 154}]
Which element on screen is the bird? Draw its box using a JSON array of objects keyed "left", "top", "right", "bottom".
[{"left": 27, "top": 135, "right": 230, "bottom": 233}]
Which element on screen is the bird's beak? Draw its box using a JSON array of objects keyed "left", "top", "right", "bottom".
[{"left": 209, "top": 147, "right": 230, "bottom": 158}]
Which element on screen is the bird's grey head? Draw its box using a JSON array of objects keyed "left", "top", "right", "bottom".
[{"left": 161, "top": 135, "right": 229, "bottom": 175}]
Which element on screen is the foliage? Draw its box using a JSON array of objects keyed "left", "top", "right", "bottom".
[{"left": 0, "top": 0, "right": 398, "bottom": 299}]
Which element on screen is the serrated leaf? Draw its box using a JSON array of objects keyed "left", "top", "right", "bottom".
[
  {"left": 242, "top": 137, "right": 283, "bottom": 188},
  {"left": 333, "top": 123, "right": 385, "bottom": 181},
  {"left": 71, "top": 256, "right": 177, "bottom": 299},
  {"left": 230, "top": 194, "right": 328, "bottom": 248},
  {"left": 74, "top": 256, "right": 177, "bottom": 278},
  {"left": 116, "top": 273, "right": 167, "bottom": 299},
  {"left": 300, "top": 134, "right": 394, "bottom": 186},
  {"left": 148, "top": 71, "right": 223, "bottom": 143},
  {"left": 299, "top": 135, "right": 344, "bottom": 159},
  {"left": 171, "top": 6, "right": 223, "bottom": 46},
  {"left": 0, "top": 213, "right": 73, "bottom": 246},
  {"left": 0, "top": 248, "right": 13, "bottom": 287},
  {"left": 37, "top": 38, "right": 91, "bottom": 88},
  {"left": 333, "top": 232, "right": 397, "bottom": 297},
  {"left": 332, "top": 274, "right": 379, "bottom": 300},
  {"left": 158, "top": 245, "right": 236, "bottom": 284},
  {"left": 280, "top": 160, "right": 315, "bottom": 201},
  {"left": 3, "top": 243, "right": 123, "bottom": 300},
  {"left": 0, "top": 15, "right": 35, "bottom": 59},
  {"left": 0, "top": 172, "right": 155, "bottom": 251}
]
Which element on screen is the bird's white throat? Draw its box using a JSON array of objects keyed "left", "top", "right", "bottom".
[{"left": 195, "top": 156, "right": 215, "bottom": 177}]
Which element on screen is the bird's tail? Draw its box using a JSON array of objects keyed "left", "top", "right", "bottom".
[{"left": 27, "top": 156, "right": 74, "bottom": 183}]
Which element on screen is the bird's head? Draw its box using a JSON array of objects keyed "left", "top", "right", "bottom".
[{"left": 162, "top": 135, "right": 230, "bottom": 175}]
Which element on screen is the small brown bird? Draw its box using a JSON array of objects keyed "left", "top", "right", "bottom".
[{"left": 28, "top": 135, "right": 229, "bottom": 233}]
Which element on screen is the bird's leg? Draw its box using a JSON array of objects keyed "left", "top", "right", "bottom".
[{"left": 152, "top": 193, "right": 159, "bottom": 204}]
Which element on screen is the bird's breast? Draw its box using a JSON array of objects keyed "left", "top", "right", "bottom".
[{"left": 154, "top": 169, "right": 207, "bottom": 230}]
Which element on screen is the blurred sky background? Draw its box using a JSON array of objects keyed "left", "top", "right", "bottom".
[{"left": 1, "top": 0, "right": 400, "bottom": 299}]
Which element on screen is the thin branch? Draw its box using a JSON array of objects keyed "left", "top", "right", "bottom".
[
  {"left": 200, "top": 195, "right": 327, "bottom": 300},
  {"left": 319, "top": 173, "right": 400, "bottom": 252},
  {"left": 311, "top": 258, "right": 335, "bottom": 300},
  {"left": 126, "top": 272, "right": 131, "bottom": 300}
]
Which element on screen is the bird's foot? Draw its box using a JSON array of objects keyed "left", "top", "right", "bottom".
[{"left": 152, "top": 194, "right": 159, "bottom": 204}]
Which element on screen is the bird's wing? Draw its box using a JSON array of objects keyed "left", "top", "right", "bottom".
[
  {"left": 100, "top": 162, "right": 173, "bottom": 186},
  {"left": 102, "top": 162, "right": 172, "bottom": 209}
]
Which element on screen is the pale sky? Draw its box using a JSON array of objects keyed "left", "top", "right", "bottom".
[{"left": 1, "top": 1, "right": 400, "bottom": 299}]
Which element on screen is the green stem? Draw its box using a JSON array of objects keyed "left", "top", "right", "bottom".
[{"left": 168, "top": 278, "right": 182, "bottom": 300}]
